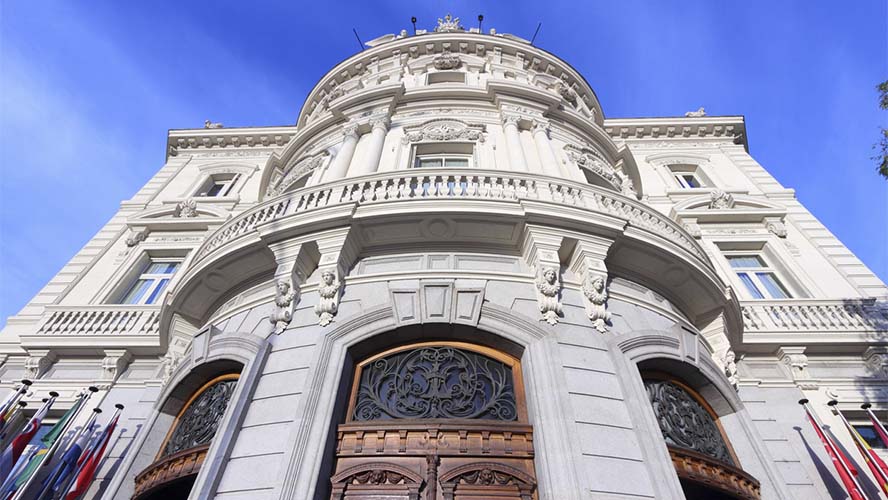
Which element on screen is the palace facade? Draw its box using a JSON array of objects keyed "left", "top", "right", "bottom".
[{"left": 2, "top": 14, "right": 887, "bottom": 500}]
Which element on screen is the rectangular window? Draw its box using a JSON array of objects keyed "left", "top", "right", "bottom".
[
  {"left": 726, "top": 254, "right": 792, "bottom": 299},
  {"left": 118, "top": 260, "right": 181, "bottom": 305},
  {"left": 668, "top": 164, "right": 708, "bottom": 189},
  {"left": 197, "top": 174, "right": 239, "bottom": 197},
  {"left": 414, "top": 154, "right": 473, "bottom": 169},
  {"left": 854, "top": 425, "right": 888, "bottom": 449}
]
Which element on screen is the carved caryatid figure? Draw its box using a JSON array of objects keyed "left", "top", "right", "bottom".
[
  {"left": 723, "top": 350, "right": 739, "bottom": 391},
  {"left": 582, "top": 274, "right": 611, "bottom": 333},
  {"left": 315, "top": 269, "right": 342, "bottom": 326},
  {"left": 269, "top": 280, "right": 298, "bottom": 333},
  {"left": 535, "top": 267, "right": 562, "bottom": 325}
]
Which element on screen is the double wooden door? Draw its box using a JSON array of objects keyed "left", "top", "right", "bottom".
[{"left": 328, "top": 343, "right": 537, "bottom": 500}]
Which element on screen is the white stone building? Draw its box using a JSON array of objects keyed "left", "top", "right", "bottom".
[{"left": 2, "top": 14, "right": 887, "bottom": 500}]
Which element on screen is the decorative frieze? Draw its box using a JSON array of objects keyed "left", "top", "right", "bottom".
[{"left": 402, "top": 119, "right": 485, "bottom": 144}]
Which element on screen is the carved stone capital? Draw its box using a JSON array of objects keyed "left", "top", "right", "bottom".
[
  {"left": 342, "top": 122, "right": 360, "bottom": 139},
  {"left": 102, "top": 349, "right": 133, "bottom": 381},
  {"left": 531, "top": 120, "right": 550, "bottom": 137},
  {"left": 369, "top": 115, "right": 391, "bottom": 131}
]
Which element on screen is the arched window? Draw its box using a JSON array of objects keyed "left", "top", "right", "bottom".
[
  {"left": 643, "top": 373, "right": 760, "bottom": 500},
  {"left": 133, "top": 373, "right": 240, "bottom": 500},
  {"left": 329, "top": 341, "right": 536, "bottom": 500}
]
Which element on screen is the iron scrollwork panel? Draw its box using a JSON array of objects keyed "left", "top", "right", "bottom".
[
  {"left": 353, "top": 346, "right": 518, "bottom": 421},
  {"left": 162, "top": 378, "right": 238, "bottom": 457},
  {"left": 644, "top": 379, "right": 734, "bottom": 465}
]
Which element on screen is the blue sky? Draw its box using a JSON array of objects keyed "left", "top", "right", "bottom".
[{"left": 1, "top": 1, "right": 886, "bottom": 325}]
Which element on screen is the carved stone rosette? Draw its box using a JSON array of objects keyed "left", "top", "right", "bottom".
[
  {"left": 582, "top": 273, "right": 611, "bottom": 333},
  {"left": 534, "top": 267, "right": 562, "bottom": 325},
  {"left": 315, "top": 268, "right": 342, "bottom": 326}
]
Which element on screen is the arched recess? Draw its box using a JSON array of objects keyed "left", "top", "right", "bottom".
[
  {"left": 609, "top": 329, "right": 791, "bottom": 500},
  {"left": 101, "top": 329, "right": 270, "bottom": 500},
  {"left": 327, "top": 337, "right": 536, "bottom": 500},
  {"left": 276, "top": 304, "right": 581, "bottom": 500}
]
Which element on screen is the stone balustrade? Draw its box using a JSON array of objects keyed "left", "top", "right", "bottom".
[
  {"left": 35, "top": 305, "right": 161, "bottom": 336},
  {"left": 741, "top": 299, "right": 888, "bottom": 334},
  {"left": 194, "top": 169, "right": 706, "bottom": 266}
]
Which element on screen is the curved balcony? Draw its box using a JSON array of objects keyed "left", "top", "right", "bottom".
[
  {"left": 194, "top": 169, "right": 707, "bottom": 267},
  {"left": 167, "top": 169, "right": 736, "bottom": 338}
]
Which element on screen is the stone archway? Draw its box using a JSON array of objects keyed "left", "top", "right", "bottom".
[{"left": 327, "top": 340, "right": 537, "bottom": 500}]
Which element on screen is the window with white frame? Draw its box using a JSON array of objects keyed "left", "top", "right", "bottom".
[
  {"left": 196, "top": 173, "right": 239, "bottom": 197},
  {"left": 117, "top": 259, "right": 181, "bottom": 305},
  {"left": 412, "top": 143, "right": 474, "bottom": 169},
  {"left": 668, "top": 164, "right": 707, "bottom": 189},
  {"left": 725, "top": 254, "right": 792, "bottom": 299}
]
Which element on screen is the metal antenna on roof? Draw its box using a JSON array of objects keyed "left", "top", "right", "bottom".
[
  {"left": 352, "top": 28, "right": 364, "bottom": 51},
  {"left": 530, "top": 22, "right": 542, "bottom": 45},
  {"left": 411, "top": 16, "right": 417, "bottom": 35},
  {"left": 478, "top": 14, "right": 484, "bottom": 32}
]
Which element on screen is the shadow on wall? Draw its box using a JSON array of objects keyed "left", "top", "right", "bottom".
[
  {"left": 825, "top": 425, "right": 883, "bottom": 500},
  {"left": 794, "top": 426, "right": 855, "bottom": 499},
  {"left": 93, "top": 423, "right": 142, "bottom": 498}
]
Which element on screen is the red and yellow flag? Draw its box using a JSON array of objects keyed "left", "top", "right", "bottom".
[{"left": 803, "top": 405, "right": 866, "bottom": 500}]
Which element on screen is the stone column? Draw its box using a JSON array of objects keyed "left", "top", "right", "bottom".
[
  {"left": 532, "top": 121, "right": 563, "bottom": 178},
  {"left": 502, "top": 115, "right": 529, "bottom": 172},
  {"left": 322, "top": 123, "right": 360, "bottom": 182},
  {"left": 350, "top": 116, "right": 390, "bottom": 177}
]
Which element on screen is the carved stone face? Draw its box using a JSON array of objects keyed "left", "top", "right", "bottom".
[
  {"left": 543, "top": 268, "right": 557, "bottom": 284},
  {"left": 276, "top": 281, "right": 289, "bottom": 294},
  {"left": 591, "top": 277, "right": 605, "bottom": 291},
  {"left": 321, "top": 270, "right": 335, "bottom": 285}
]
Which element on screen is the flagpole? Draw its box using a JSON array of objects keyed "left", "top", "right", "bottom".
[
  {"left": 800, "top": 399, "right": 869, "bottom": 498},
  {"left": 35, "top": 408, "right": 102, "bottom": 500},
  {"left": 10, "top": 387, "right": 98, "bottom": 500},
  {"left": 862, "top": 403, "right": 888, "bottom": 446},
  {"left": 62, "top": 404, "right": 124, "bottom": 500},
  {"left": 0, "top": 381, "right": 32, "bottom": 433},
  {"left": 831, "top": 400, "right": 888, "bottom": 489}
]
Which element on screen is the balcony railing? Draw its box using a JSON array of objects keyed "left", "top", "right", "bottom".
[
  {"left": 194, "top": 168, "right": 706, "bottom": 265},
  {"left": 35, "top": 305, "right": 161, "bottom": 336},
  {"left": 741, "top": 299, "right": 888, "bottom": 334}
]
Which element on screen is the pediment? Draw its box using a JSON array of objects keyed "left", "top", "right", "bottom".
[{"left": 126, "top": 202, "right": 230, "bottom": 232}]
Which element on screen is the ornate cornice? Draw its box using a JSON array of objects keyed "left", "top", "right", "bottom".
[
  {"left": 603, "top": 116, "right": 747, "bottom": 149},
  {"left": 166, "top": 126, "right": 297, "bottom": 159}
]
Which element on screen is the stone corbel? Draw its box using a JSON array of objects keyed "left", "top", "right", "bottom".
[
  {"left": 267, "top": 240, "right": 320, "bottom": 334},
  {"left": 522, "top": 225, "right": 564, "bottom": 325},
  {"left": 314, "top": 228, "right": 359, "bottom": 327},
  {"left": 567, "top": 237, "right": 615, "bottom": 333},
  {"left": 778, "top": 346, "right": 816, "bottom": 388},
  {"left": 764, "top": 216, "right": 787, "bottom": 238},
  {"left": 101, "top": 349, "right": 133, "bottom": 381},
  {"left": 24, "top": 349, "right": 57, "bottom": 379},
  {"left": 125, "top": 227, "right": 150, "bottom": 247},
  {"left": 682, "top": 218, "right": 702, "bottom": 239}
]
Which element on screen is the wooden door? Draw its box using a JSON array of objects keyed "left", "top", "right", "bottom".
[{"left": 329, "top": 342, "right": 537, "bottom": 500}]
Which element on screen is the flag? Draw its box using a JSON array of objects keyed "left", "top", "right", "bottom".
[
  {"left": 863, "top": 405, "right": 888, "bottom": 484},
  {"left": 803, "top": 404, "right": 866, "bottom": 500},
  {"left": 38, "top": 420, "right": 94, "bottom": 500},
  {"left": 64, "top": 412, "right": 119, "bottom": 500},
  {"left": 1, "top": 396, "right": 83, "bottom": 499},
  {"left": 833, "top": 402, "right": 888, "bottom": 496},
  {"left": 0, "top": 396, "right": 54, "bottom": 479}
]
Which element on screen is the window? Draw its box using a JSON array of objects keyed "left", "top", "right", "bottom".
[
  {"left": 196, "top": 173, "right": 239, "bottom": 197},
  {"left": 413, "top": 153, "right": 472, "bottom": 169},
  {"left": 118, "top": 260, "right": 181, "bottom": 305},
  {"left": 668, "top": 164, "right": 707, "bottom": 189},
  {"left": 854, "top": 425, "right": 888, "bottom": 449},
  {"left": 726, "top": 254, "right": 792, "bottom": 299}
]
